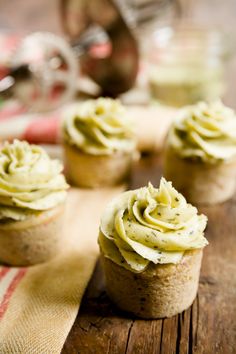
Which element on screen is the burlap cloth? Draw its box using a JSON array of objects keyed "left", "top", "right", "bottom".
[{"left": 0, "top": 187, "right": 124, "bottom": 353}]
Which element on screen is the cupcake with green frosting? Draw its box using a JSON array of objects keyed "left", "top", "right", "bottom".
[
  {"left": 99, "top": 178, "right": 208, "bottom": 318},
  {"left": 62, "top": 97, "right": 136, "bottom": 188},
  {"left": 164, "top": 101, "right": 236, "bottom": 204},
  {"left": 0, "top": 140, "right": 69, "bottom": 266}
]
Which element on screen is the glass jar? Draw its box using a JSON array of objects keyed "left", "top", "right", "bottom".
[{"left": 146, "top": 24, "right": 232, "bottom": 107}]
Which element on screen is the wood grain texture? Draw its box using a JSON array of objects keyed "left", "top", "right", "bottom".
[{"left": 62, "top": 155, "right": 236, "bottom": 354}]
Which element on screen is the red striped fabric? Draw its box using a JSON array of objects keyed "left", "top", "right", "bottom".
[
  {"left": 0, "top": 268, "right": 10, "bottom": 280},
  {"left": 0, "top": 268, "right": 27, "bottom": 320},
  {"left": 23, "top": 115, "right": 60, "bottom": 144},
  {"left": 0, "top": 104, "right": 27, "bottom": 121}
]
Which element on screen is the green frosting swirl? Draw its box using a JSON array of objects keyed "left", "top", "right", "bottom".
[
  {"left": 0, "top": 140, "right": 68, "bottom": 222},
  {"left": 168, "top": 101, "right": 236, "bottom": 162},
  {"left": 62, "top": 98, "right": 135, "bottom": 155},
  {"left": 99, "top": 178, "right": 208, "bottom": 273}
]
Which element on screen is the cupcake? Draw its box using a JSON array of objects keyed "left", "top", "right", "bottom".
[
  {"left": 164, "top": 101, "right": 236, "bottom": 204},
  {"left": 0, "top": 140, "right": 69, "bottom": 266},
  {"left": 62, "top": 97, "right": 136, "bottom": 188},
  {"left": 98, "top": 178, "right": 208, "bottom": 319}
]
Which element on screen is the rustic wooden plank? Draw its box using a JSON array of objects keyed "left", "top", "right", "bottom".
[
  {"left": 62, "top": 154, "right": 236, "bottom": 354},
  {"left": 125, "top": 318, "right": 162, "bottom": 354},
  {"left": 62, "top": 260, "right": 135, "bottom": 354},
  {"left": 192, "top": 199, "right": 236, "bottom": 354}
]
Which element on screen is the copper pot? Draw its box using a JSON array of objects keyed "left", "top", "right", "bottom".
[{"left": 60, "top": 0, "right": 139, "bottom": 96}]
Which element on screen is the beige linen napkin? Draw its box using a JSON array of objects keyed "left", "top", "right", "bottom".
[{"left": 0, "top": 187, "right": 124, "bottom": 354}]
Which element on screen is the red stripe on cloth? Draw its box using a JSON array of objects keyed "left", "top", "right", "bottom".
[
  {"left": 0, "top": 267, "right": 10, "bottom": 280},
  {"left": 0, "top": 105, "right": 27, "bottom": 121},
  {"left": 22, "top": 116, "right": 60, "bottom": 144},
  {"left": 0, "top": 268, "right": 27, "bottom": 320}
]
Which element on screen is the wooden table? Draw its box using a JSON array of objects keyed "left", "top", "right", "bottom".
[{"left": 62, "top": 155, "right": 236, "bottom": 354}]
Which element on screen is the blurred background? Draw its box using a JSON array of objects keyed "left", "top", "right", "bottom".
[{"left": 0, "top": 0, "right": 235, "bottom": 145}]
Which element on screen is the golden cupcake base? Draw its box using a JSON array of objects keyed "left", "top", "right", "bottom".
[
  {"left": 164, "top": 146, "right": 236, "bottom": 205},
  {"left": 64, "top": 143, "right": 133, "bottom": 188},
  {"left": 101, "top": 249, "right": 203, "bottom": 319},
  {"left": 0, "top": 205, "right": 65, "bottom": 266}
]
